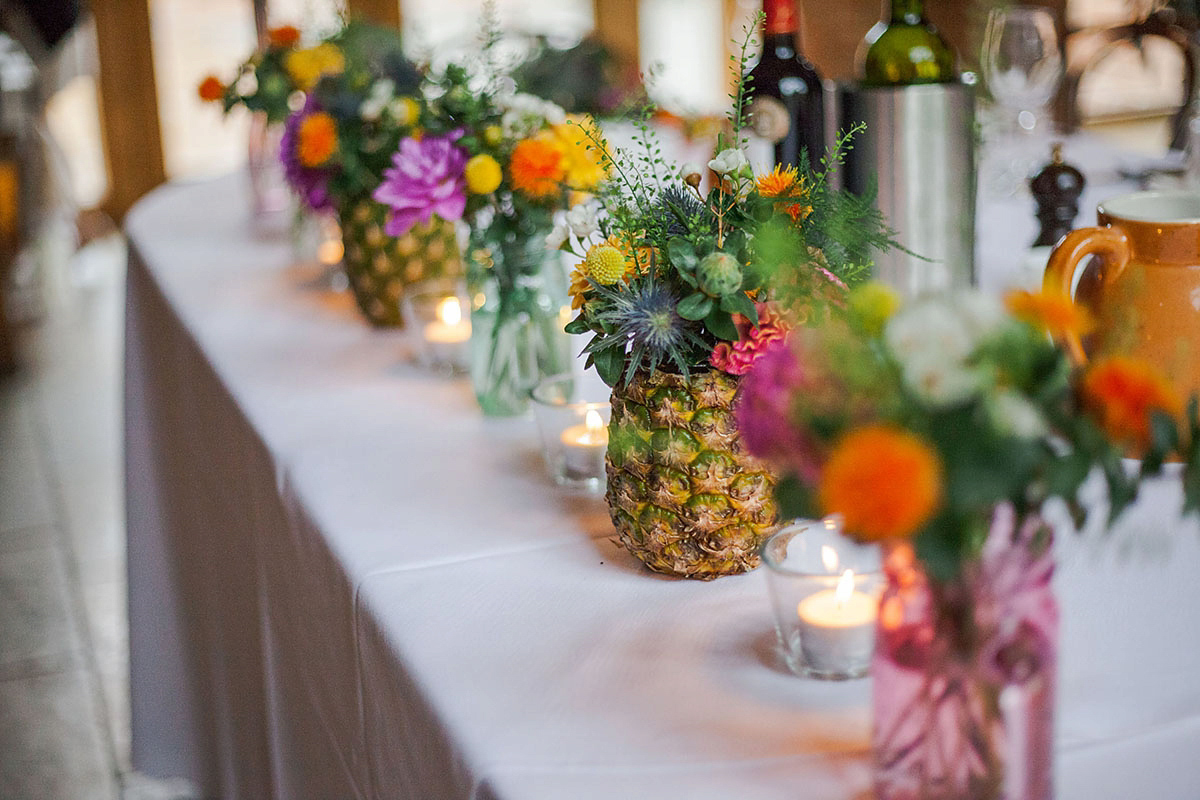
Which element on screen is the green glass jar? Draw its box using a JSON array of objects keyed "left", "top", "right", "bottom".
[{"left": 858, "top": 0, "right": 956, "bottom": 87}]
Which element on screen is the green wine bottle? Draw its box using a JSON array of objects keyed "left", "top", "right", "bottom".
[{"left": 858, "top": 0, "right": 956, "bottom": 86}]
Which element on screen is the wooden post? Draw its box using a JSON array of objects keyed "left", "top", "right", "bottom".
[
  {"left": 91, "top": 0, "right": 166, "bottom": 222},
  {"left": 593, "top": 0, "right": 641, "bottom": 73},
  {"left": 345, "top": 0, "right": 403, "bottom": 29}
]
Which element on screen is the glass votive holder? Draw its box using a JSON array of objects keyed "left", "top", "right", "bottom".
[
  {"left": 761, "top": 517, "right": 884, "bottom": 680},
  {"left": 530, "top": 373, "right": 611, "bottom": 492},
  {"left": 401, "top": 278, "right": 472, "bottom": 374}
]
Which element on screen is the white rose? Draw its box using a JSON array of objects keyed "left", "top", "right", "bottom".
[
  {"left": 359, "top": 78, "right": 395, "bottom": 122},
  {"left": 884, "top": 300, "right": 974, "bottom": 368},
  {"left": 544, "top": 220, "right": 569, "bottom": 251},
  {"left": 901, "top": 353, "right": 982, "bottom": 407},
  {"left": 988, "top": 390, "right": 1047, "bottom": 439},
  {"left": 565, "top": 204, "right": 599, "bottom": 238},
  {"left": 707, "top": 148, "right": 749, "bottom": 176}
]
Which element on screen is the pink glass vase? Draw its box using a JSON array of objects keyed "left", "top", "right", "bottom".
[{"left": 872, "top": 505, "right": 1057, "bottom": 800}]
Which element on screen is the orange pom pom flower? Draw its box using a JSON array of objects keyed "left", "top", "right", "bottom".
[
  {"left": 1081, "top": 356, "right": 1183, "bottom": 448},
  {"left": 296, "top": 112, "right": 338, "bottom": 168},
  {"left": 197, "top": 75, "right": 225, "bottom": 103},
  {"left": 509, "top": 133, "right": 566, "bottom": 198},
  {"left": 268, "top": 25, "right": 302, "bottom": 48},
  {"left": 818, "top": 424, "right": 943, "bottom": 543}
]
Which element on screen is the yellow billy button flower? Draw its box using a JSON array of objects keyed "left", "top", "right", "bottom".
[
  {"left": 848, "top": 282, "right": 901, "bottom": 336},
  {"left": 464, "top": 154, "right": 503, "bottom": 194},
  {"left": 482, "top": 125, "right": 504, "bottom": 148},
  {"left": 584, "top": 243, "right": 627, "bottom": 285}
]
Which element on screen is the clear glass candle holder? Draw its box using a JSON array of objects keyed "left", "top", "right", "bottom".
[
  {"left": 530, "top": 373, "right": 610, "bottom": 492},
  {"left": 402, "top": 278, "right": 472, "bottom": 374},
  {"left": 761, "top": 517, "right": 884, "bottom": 680}
]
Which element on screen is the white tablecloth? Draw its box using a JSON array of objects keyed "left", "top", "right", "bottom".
[{"left": 125, "top": 145, "right": 1200, "bottom": 800}]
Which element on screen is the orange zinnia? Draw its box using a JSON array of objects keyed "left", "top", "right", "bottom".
[
  {"left": 268, "top": 25, "right": 301, "bottom": 48},
  {"left": 1005, "top": 289, "right": 1093, "bottom": 339},
  {"left": 197, "top": 75, "right": 224, "bottom": 103},
  {"left": 509, "top": 133, "right": 566, "bottom": 198},
  {"left": 296, "top": 112, "right": 338, "bottom": 167},
  {"left": 1081, "top": 356, "right": 1183, "bottom": 448},
  {"left": 818, "top": 424, "right": 942, "bottom": 543}
]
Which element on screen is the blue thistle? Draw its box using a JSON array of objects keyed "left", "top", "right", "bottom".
[
  {"left": 585, "top": 280, "right": 710, "bottom": 384},
  {"left": 656, "top": 184, "right": 711, "bottom": 237}
]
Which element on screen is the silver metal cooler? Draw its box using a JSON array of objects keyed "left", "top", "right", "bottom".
[{"left": 839, "top": 81, "right": 977, "bottom": 297}]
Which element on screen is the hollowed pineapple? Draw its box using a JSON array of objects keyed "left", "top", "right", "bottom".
[{"left": 606, "top": 368, "right": 778, "bottom": 579}]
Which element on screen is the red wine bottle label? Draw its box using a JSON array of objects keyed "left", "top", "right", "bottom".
[
  {"left": 764, "top": 0, "right": 798, "bottom": 35},
  {"left": 748, "top": 96, "right": 791, "bottom": 143}
]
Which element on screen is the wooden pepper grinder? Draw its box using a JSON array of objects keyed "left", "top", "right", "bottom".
[{"left": 1030, "top": 142, "right": 1085, "bottom": 248}]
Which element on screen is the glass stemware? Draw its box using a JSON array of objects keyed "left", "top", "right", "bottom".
[{"left": 981, "top": 6, "right": 1064, "bottom": 196}]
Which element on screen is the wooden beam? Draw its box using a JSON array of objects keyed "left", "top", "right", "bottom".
[
  {"left": 345, "top": 0, "right": 403, "bottom": 29},
  {"left": 594, "top": 0, "right": 640, "bottom": 72},
  {"left": 92, "top": 0, "right": 166, "bottom": 222}
]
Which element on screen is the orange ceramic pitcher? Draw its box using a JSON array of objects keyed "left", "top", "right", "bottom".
[{"left": 1043, "top": 189, "right": 1200, "bottom": 399}]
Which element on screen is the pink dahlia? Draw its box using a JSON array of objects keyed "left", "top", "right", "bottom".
[
  {"left": 372, "top": 132, "right": 468, "bottom": 237},
  {"left": 734, "top": 338, "right": 825, "bottom": 483},
  {"left": 710, "top": 301, "right": 790, "bottom": 376}
]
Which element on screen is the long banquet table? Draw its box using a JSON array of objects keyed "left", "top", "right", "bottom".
[{"left": 126, "top": 140, "right": 1200, "bottom": 800}]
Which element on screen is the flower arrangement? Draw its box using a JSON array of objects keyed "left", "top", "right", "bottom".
[
  {"left": 737, "top": 282, "right": 1200, "bottom": 796},
  {"left": 559, "top": 22, "right": 890, "bottom": 388},
  {"left": 739, "top": 283, "right": 1200, "bottom": 576},
  {"left": 510, "top": 35, "right": 644, "bottom": 118},
  {"left": 197, "top": 24, "right": 317, "bottom": 125}
]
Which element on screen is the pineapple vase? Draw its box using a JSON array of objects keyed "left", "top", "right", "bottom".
[
  {"left": 338, "top": 196, "right": 464, "bottom": 327},
  {"left": 605, "top": 368, "right": 778, "bottom": 579}
]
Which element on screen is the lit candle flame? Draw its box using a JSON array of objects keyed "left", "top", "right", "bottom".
[
  {"left": 835, "top": 569, "right": 855, "bottom": 606},
  {"left": 438, "top": 297, "right": 462, "bottom": 326},
  {"left": 821, "top": 545, "right": 839, "bottom": 574},
  {"left": 585, "top": 408, "right": 604, "bottom": 433}
]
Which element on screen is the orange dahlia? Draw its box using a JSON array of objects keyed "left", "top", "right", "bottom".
[
  {"left": 268, "top": 25, "right": 302, "bottom": 48},
  {"left": 197, "top": 75, "right": 224, "bottom": 103},
  {"left": 509, "top": 133, "right": 566, "bottom": 198},
  {"left": 1081, "top": 356, "right": 1182, "bottom": 448},
  {"left": 818, "top": 424, "right": 942, "bottom": 543},
  {"left": 1005, "top": 289, "right": 1093, "bottom": 339},
  {"left": 296, "top": 112, "right": 338, "bottom": 167}
]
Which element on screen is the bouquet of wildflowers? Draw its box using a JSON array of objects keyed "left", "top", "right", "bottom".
[
  {"left": 559, "top": 21, "right": 889, "bottom": 387},
  {"left": 197, "top": 24, "right": 326, "bottom": 125},
  {"left": 738, "top": 283, "right": 1200, "bottom": 579}
]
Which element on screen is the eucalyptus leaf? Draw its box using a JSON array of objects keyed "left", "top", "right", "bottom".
[
  {"left": 720, "top": 291, "right": 758, "bottom": 325},
  {"left": 564, "top": 315, "right": 591, "bottom": 335},
  {"left": 668, "top": 237, "right": 698, "bottom": 271},
  {"left": 593, "top": 345, "right": 625, "bottom": 387},
  {"left": 677, "top": 292, "right": 713, "bottom": 321},
  {"left": 706, "top": 308, "right": 738, "bottom": 341}
]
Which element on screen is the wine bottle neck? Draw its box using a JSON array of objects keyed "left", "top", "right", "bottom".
[
  {"left": 763, "top": 0, "right": 799, "bottom": 36},
  {"left": 888, "top": 0, "right": 925, "bottom": 24}
]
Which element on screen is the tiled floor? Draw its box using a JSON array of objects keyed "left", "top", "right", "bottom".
[{"left": 1, "top": 235, "right": 195, "bottom": 800}]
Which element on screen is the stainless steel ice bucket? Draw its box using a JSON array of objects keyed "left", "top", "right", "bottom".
[{"left": 839, "top": 81, "right": 976, "bottom": 297}]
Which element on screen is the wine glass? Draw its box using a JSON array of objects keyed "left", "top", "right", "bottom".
[{"left": 981, "top": 6, "right": 1064, "bottom": 195}]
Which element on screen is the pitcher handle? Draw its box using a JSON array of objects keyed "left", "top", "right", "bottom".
[{"left": 1042, "top": 226, "right": 1132, "bottom": 365}]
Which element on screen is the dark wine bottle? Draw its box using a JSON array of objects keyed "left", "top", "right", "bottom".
[
  {"left": 745, "top": 0, "right": 825, "bottom": 172},
  {"left": 858, "top": 0, "right": 956, "bottom": 86}
]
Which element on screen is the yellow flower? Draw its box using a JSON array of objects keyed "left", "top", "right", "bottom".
[
  {"left": 553, "top": 115, "right": 607, "bottom": 191},
  {"left": 567, "top": 235, "right": 647, "bottom": 309},
  {"left": 393, "top": 96, "right": 420, "bottom": 127},
  {"left": 284, "top": 43, "right": 345, "bottom": 91},
  {"left": 482, "top": 125, "right": 504, "bottom": 147},
  {"left": 585, "top": 244, "right": 626, "bottom": 285},
  {"left": 848, "top": 282, "right": 901, "bottom": 336},
  {"left": 818, "top": 425, "right": 942, "bottom": 543},
  {"left": 464, "top": 154, "right": 502, "bottom": 194}
]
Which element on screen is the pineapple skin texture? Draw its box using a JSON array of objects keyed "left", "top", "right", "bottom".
[
  {"left": 338, "top": 197, "right": 463, "bottom": 327},
  {"left": 606, "top": 369, "right": 778, "bottom": 579}
]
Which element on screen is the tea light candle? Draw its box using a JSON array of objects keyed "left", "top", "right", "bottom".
[
  {"left": 796, "top": 569, "right": 877, "bottom": 673},
  {"left": 425, "top": 297, "right": 471, "bottom": 344},
  {"left": 559, "top": 408, "right": 608, "bottom": 480}
]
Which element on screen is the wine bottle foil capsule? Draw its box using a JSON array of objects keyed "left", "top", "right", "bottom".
[{"left": 839, "top": 80, "right": 977, "bottom": 298}]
